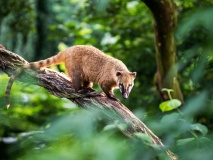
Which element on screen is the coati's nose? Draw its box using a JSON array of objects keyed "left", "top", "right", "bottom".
[{"left": 122, "top": 93, "right": 128, "bottom": 99}]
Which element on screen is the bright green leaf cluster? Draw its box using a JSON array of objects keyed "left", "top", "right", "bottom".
[
  {"left": 159, "top": 99, "right": 182, "bottom": 112},
  {"left": 159, "top": 88, "right": 182, "bottom": 112}
]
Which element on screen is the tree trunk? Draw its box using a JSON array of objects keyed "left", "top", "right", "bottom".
[
  {"left": 142, "top": 0, "right": 183, "bottom": 102},
  {"left": 0, "top": 45, "right": 178, "bottom": 160}
]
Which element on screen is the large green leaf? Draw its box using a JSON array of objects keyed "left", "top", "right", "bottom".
[
  {"left": 177, "top": 137, "right": 195, "bottom": 146},
  {"left": 133, "top": 132, "right": 152, "bottom": 144},
  {"left": 190, "top": 123, "right": 208, "bottom": 136},
  {"left": 159, "top": 99, "right": 182, "bottom": 112}
]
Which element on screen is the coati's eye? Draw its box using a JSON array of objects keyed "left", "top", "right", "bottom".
[{"left": 129, "top": 84, "right": 132, "bottom": 87}]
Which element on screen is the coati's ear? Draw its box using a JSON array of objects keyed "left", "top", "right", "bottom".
[
  {"left": 131, "top": 72, "right": 137, "bottom": 78},
  {"left": 116, "top": 71, "right": 123, "bottom": 77}
]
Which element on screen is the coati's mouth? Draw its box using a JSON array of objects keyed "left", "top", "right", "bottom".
[
  {"left": 122, "top": 92, "right": 128, "bottom": 99},
  {"left": 119, "top": 83, "right": 129, "bottom": 99}
]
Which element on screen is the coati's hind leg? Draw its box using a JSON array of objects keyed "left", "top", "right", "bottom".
[{"left": 70, "top": 71, "right": 83, "bottom": 92}]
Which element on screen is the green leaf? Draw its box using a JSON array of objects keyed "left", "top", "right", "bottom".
[
  {"left": 190, "top": 123, "right": 208, "bottom": 136},
  {"left": 117, "top": 123, "right": 127, "bottom": 131},
  {"left": 169, "top": 99, "right": 182, "bottom": 108},
  {"left": 134, "top": 132, "right": 152, "bottom": 144},
  {"left": 148, "top": 144, "right": 164, "bottom": 151},
  {"left": 177, "top": 137, "right": 195, "bottom": 146},
  {"left": 161, "top": 113, "right": 180, "bottom": 124},
  {"left": 103, "top": 124, "right": 117, "bottom": 131},
  {"left": 159, "top": 101, "right": 171, "bottom": 112},
  {"left": 103, "top": 121, "right": 128, "bottom": 131},
  {"left": 159, "top": 99, "right": 182, "bottom": 112}
]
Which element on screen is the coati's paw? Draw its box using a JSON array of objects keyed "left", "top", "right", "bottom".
[
  {"left": 107, "top": 94, "right": 119, "bottom": 101},
  {"left": 86, "top": 87, "right": 95, "bottom": 92},
  {"left": 78, "top": 88, "right": 90, "bottom": 94},
  {"left": 78, "top": 87, "right": 95, "bottom": 93},
  {"left": 77, "top": 89, "right": 104, "bottom": 98}
]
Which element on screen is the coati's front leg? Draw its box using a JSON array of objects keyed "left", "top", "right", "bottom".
[
  {"left": 101, "top": 82, "right": 118, "bottom": 101},
  {"left": 71, "top": 73, "right": 95, "bottom": 94},
  {"left": 83, "top": 81, "right": 95, "bottom": 92}
]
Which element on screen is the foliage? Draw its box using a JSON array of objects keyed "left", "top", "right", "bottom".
[
  {"left": 159, "top": 88, "right": 182, "bottom": 112},
  {"left": 0, "top": 0, "right": 213, "bottom": 160}
]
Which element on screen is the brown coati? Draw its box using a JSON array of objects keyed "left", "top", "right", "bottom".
[{"left": 6, "top": 45, "right": 136, "bottom": 108}]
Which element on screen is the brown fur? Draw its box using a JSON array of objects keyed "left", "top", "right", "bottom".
[{"left": 6, "top": 45, "right": 136, "bottom": 107}]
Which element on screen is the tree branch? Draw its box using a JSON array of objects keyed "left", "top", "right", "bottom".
[{"left": 0, "top": 45, "right": 178, "bottom": 160}]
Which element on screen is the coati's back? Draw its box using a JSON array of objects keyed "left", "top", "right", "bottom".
[
  {"left": 64, "top": 45, "right": 130, "bottom": 83},
  {"left": 19, "top": 45, "right": 129, "bottom": 80}
]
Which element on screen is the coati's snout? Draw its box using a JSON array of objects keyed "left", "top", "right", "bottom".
[
  {"left": 117, "top": 71, "right": 137, "bottom": 99},
  {"left": 119, "top": 82, "right": 129, "bottom": 99}
]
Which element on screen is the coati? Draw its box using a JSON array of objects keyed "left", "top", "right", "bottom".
[{"left": 6, "top": 45, "right": 136, "bottom": 107}]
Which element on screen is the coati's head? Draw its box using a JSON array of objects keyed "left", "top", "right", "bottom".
[{"left": 116, "top": 71, "right": 137, "bottom": 99}]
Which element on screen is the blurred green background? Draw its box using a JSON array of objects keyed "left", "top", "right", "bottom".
[{"left": 0, "top": 0, "right": 213, "bottom": 159}]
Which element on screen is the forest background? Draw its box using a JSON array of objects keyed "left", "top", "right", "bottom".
[{"left": 0, "top": 0, "right": 213, "bottom": 159}]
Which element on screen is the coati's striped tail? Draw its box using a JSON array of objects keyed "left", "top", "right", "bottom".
[
  {"left": 29, "top": 51, "right": 65, "bottom": 69},
  {"left": 5, "top": 51, "right": 65, "bottom": 108},
  {"left": 5, "top": 67, "right": 25, "bottom": 109}
]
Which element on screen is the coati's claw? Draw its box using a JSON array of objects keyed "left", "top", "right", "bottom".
[
  {"left": 77, "top": 88, "right": 95, "bottom": 93},
  {"left": 86, "top": 87, "right": 96, "bottom": 92},
  {"left": 107, "top": 94, "right": 119, "bottom": 101},
  {"left": 78, "top": 89, "right": 90, "bottom": 94},
  {"left": 77, "top": 89, "right": 104, "bottom": 98}
]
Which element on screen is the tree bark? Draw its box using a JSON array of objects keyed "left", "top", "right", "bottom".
[
  {"left": 0, "top": 46, "right": 178, "bottom": 160},
  {"left": 141, "top": 0, "right": 183, "bottom": 102}
]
